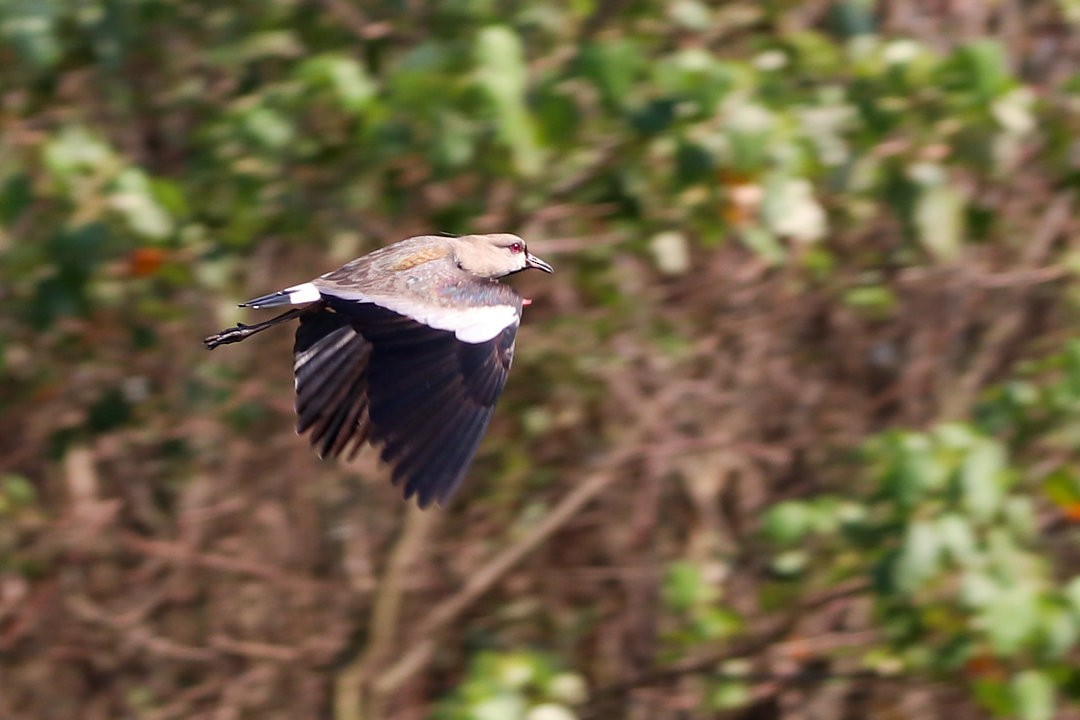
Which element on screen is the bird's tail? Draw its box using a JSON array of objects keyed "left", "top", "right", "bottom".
[
  {"left": 240, "top": 282, "right": 321, "bottom": 308},
  {"left": 204, "top": 307, "right": 307, "bottom": 350}
]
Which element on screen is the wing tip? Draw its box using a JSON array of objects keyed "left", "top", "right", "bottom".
[{"left": 399, "top": 477, "right": 456, "bottom": 509}]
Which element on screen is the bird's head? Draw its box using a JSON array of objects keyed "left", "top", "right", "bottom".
[{"left": 451, "top": 233, "right": 553, "bottom": 278}]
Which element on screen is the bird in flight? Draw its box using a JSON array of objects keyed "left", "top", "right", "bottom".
[{"left": 204, "top": 233, "right": 553, "bottom": 507}]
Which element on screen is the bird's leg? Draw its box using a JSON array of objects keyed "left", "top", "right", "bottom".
[{"left": 203, "top": 307, "right": 307, "bottom": 350}]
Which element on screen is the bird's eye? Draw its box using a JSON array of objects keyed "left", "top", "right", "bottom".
[{"left": 508, "top": 242, "right": 524, "bottom": 254}]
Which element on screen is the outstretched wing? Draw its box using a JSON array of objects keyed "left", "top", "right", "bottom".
[{"left": 293, "top": 303, "right": 518, "bottom": 507}]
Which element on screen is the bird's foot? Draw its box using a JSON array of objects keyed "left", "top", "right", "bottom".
[{"left": 204, "top": 324, "right": 252, "bottom": 350}]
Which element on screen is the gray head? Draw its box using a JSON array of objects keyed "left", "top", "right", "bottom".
[{"left": 450, "top": 233, "right": 553, "bottom": 279}]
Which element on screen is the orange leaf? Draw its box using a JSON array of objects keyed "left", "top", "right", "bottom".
[
  {"left": 129, "top": 248, "right": 166, "bottom": 277},
  {"left": 964, "top": 654, "right": 1005, "bottom": 680}
]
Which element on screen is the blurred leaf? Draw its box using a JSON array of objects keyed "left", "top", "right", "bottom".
[
  {"left": 740, "top": 226, "right": 785, "bottom": 265},
  {"left": 497, "top": 653, "right": 538, "bottom": 689},
  {"left": 936, "top": 514, "right": 977, "bottom": 565},
  {"left": 649, "top": 231, "right": 691, "bottom": 275},
  {"left": 894, "top": 520, "right": 941, "bottom": 593},
  {"left": 695, "top": 606, "right": 741, "bottom": 640},
  {"left": 1039, "top": 603, "right": 1077, "bottom": 658},
  {"left": 546, "top": 673, "right": 587, "bottom": 705},
  {"left": 0, "top": 173, "right": 32, "bottom": 224},
  {"left": 1041, "top": 468, "right": 1080, "bottom": 508},
  {"left": 1, "top": 474, "right": 36, "bottom": 507},
  {"left": 973, "top": 676, "right": 1014, "bottom": 716},
  {"left": 576, "top": 39, "right": 645, "bottom": 111},
  {"left": 934, "top": 422, "right": 979, "bottom": 450},
  {"left": 1062, "top": 576, "right": 1080, "bottom": 616},
  {"left": 763, "top": 176, "right": 827, "bottom": 244},
  {"left": 474, "top": 25, "right": 542, "bottom": 176},
  {"left": 238, "top": 30, "right": 303, "bottom": 61},
  {"left": 1011, "top": 670, "right": 1055, "bottom": 720},
  {"left": 952, "top": 40, "right": 1011, "bottom": 101},
  {"left": 959, "top": 439, "right": 1006, "bottom": 522},
  {"left": 982, "top": 585, "right": 1039, "bottom": 654},
  {"left": 771, "top": 549, "right": 808, "bottom": 577},
  {"left": 653, "top": 48, "right": 733, "bottom": 114},
  {"left": 534, "top": 84, "right": 580, "bottom": 145},
  {"left": 42, "top": 127, "right": 117, "bottom": 185},
  {"left": 879, "top": 432, "right": 945, "bottom": 508},
  {"left": 668, "top": 0, "right": 711, "bottom": 31},
  {"left": 472, "top": 694, "right": 527, "bottom": 720},
  {"left": 108, "top": 168, "right": 173, "bottom": 240},
  {"left": 675, "top": 142, "right": 713, "bottom": 185},
  {"left": 0, "top": 0, "right": 62, "bottom": 71},
  {"left": 1003, "top": 497, "right": 1037, "bottom": 540},
  {"left": 724, "top": 102, "right": 775, "bottom": 173},
  {"left": 914, "top": 182, "right": 965, "bottom": 262},
  {"left": 431, "top": 112, "right": 477, "bottom": 170},
  {"left": 241, "top": 106, "right": 295, "bottom": 150},
  {"left": 629, "top": 98, "right": 678, "bottom": 135},
  {"left": 762, "top": 501, "right": 814, "bottom": 545},
  {"left": 843, "top": 285, "right": 896, "bottom": 317},
  {"left": 960, "top": 570, "right": 1000, "bottom": 608},
  {"left": 709, "top": 681, "right": 751, "bottom": 710},
  {"left": 992, "top": 88, "right": 1036, "bottom": 135},
  {"left": 829, "top": 0, "right": 876, "bottom": 36},
  {"left": 523, "top": 703, "right": 576, "bottom": 720},
  {"left": 663, "top": 561, "right": 710, "bottom": 610},
  {"left": 297, "top": 53, "right": 377, "bottom": 113},
  {"left": 1063, "top": 339, "right": 1080, "bottom": 398}
]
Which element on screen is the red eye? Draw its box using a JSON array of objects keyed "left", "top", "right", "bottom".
[{"left": 509, "top": 242, "right": 524, "bottom": 254}]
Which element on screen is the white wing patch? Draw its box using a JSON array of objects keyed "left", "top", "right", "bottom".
[
  {"left": 445, "top": 305, "right": 521, "bottom": 343},
  {"left": 286, "top": 282, "right": 322, "bottom": 304},
  {"left": 315, "top": 284, "right": 519, "bottom": 344}
]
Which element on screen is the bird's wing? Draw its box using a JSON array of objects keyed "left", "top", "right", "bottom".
[{"left": 293, "top": 302, "right": 518, "bottom": 507}]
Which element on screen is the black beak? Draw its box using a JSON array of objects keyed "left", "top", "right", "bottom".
[{"left": 525, "top": 251, "right": 553, "bottom": 273}]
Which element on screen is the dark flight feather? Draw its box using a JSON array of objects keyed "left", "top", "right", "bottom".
[{"left": 291, "top": 302, "right": 517, "bottom": 506}]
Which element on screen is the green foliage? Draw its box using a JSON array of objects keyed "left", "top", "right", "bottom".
[
  {"left": 661, "top": 561, "right": 742, "bottom": 649},
  {"left": 0, "top": 474, "right": 45, "bottom": 577},
  {"left": 759, "top": 342, "right": 1080, "bottom": 717},
  {"left": 433, "top": 650, "right": 586, "bottom": 720}
]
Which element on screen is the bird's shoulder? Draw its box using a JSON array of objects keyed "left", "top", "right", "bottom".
[{"left": 318, "top": 237, "right": 449, "bottom": 283}]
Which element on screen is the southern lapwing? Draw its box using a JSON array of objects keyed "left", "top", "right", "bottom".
[{"left": 204, "top": 233, "right": 553, "bottom": 507}]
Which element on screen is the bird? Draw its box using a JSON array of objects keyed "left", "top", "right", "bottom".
[{"left": 203, "top": 233, "right": 553, "bottom": 508}]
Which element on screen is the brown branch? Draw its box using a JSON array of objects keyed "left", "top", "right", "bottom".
[
  {"left": 145, "top": 680, "right": 221, "bottom": 720},
  {"left": 317, "top": 0, "right": 393, "bottom": 40},
  {"left": 66, "top": 595, "right": 216, "bottom": 663},
  {"left": 578, "top": 0, "right": 633, "bottom": 41},
  {"left": 335, "top": 505, "right": 439, "bottom": 720},
  {"left": 940, "top": 191, "right": 1074, "bottom": 418},
  {"left": 370, "top": 463, "right": 630, "bottom": 697},
  {"left": 121, "top": 532, "right": 328, "bottom": 592},
  {"left": 209, "top": 634, "right": 303, "bottom": 663}
]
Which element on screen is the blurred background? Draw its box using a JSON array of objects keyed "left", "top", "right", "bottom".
[{"left": 5, "top": 1, "right": 1080, "bottom": 718}]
